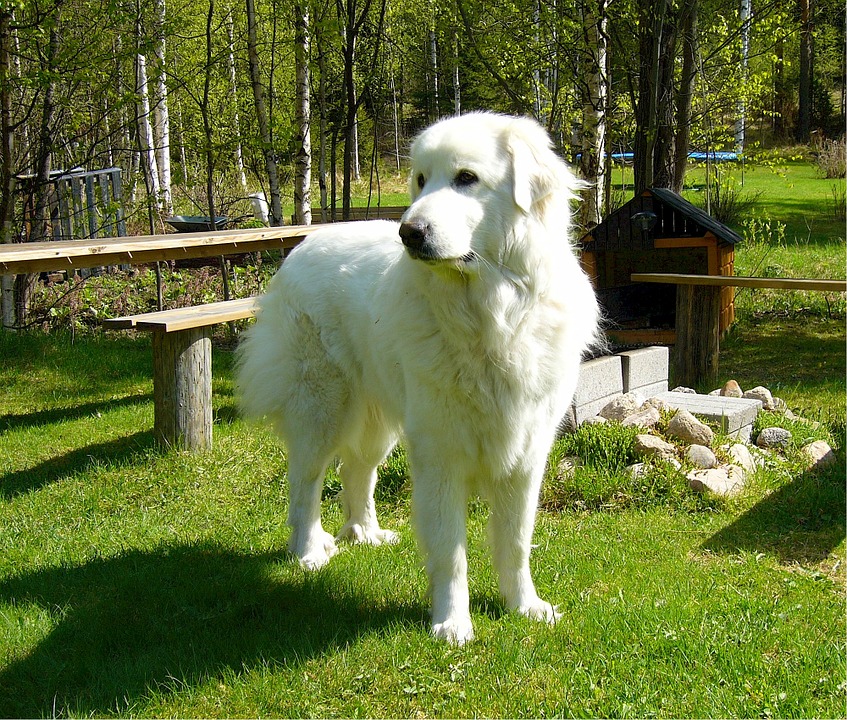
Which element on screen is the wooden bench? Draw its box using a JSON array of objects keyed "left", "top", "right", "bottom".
[
  {"left": 631, "top": 273, "right": 847, "bottom": 386},
  {"left": 0, "top": 225, "right": 320, "bottom": 276},
  {"left": 304, "top": 205, "right": 407, "bottom": 224},
  {"left": 103, "top": 298, "right": 258, "bottom": 451}
]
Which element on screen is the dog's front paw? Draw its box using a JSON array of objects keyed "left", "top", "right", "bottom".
[
  {"left": 431, "top": 616, "right": 475, "bottom": 646},
  {"left": 336, "top": 523, "right": 399, "bottom": 546},
  {"left": 291, "top": 529, "right": 339, "bottom": 570},
  {"left": 516, "top": 599, "right": 561, "bottom": 625}
]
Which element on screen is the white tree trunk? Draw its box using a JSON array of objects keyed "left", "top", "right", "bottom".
[
  {"left": 246, "top": 0, "right": 283, "bottom": 225},
  {"left": 136, "top": 53, "right": 162, "bottom": 210},
  {"left": 227, "top": 10, "right": 248, "bottom": 193},
  {"left": 151, "top": 0, "right": 172, "bottom": 214},
  {"left": 734, "top": 0, "right": 751, "bottom": 153},
  {"left": 294, "top": 2, "right": 311, "bottom": 224},
  {"left": 579, "top": 0, "right": 608, "bottom": 227}
]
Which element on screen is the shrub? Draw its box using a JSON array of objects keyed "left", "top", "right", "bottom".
[
  {"left": 814, "top": 138, "right": 846, "bottom": 179},
  {"left": 698, "top": 170, "right": 763, "bottom": 226},
  {"left": 542, "top": 423, "right": 710, "bottom": 513}
]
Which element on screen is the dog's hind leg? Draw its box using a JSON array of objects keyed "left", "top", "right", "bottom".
[
  {"left": 489, "top": 465, "right": 561, "bottom": 625},
  {"left": 336, "top": 411, "right": 399, "bottom": 546},
  {"left": 285, "top": 447, "right": 339, "bottom": 570}
]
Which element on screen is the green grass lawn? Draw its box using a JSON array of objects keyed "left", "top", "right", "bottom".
[{"left": 1, "top": 159, "right": 845, "bottom": 717}]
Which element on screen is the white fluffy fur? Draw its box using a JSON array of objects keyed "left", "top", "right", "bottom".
[{"left": 237, "top": 112, "right": 599, "bottom": 645}]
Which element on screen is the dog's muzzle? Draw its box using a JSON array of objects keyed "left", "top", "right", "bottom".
[
  {"left": 399, "top": 220, "right": 431, "bottom": 259},
  {"left": 399, "top": 221, "right": 476, "bottom": 264}
]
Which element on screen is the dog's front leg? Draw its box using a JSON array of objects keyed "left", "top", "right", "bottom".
[
  {"left": 411, "top": 469, "right": 473, "bottom": 645},
  {"left": 490, "top": 462, "right": 561, "bottom": 624}
]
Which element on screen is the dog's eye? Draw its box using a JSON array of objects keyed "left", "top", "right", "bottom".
[
  {"left": 416, "top": 174, "right": 426, "bottom": 190},
  {"left": 454, "top": 171, "right": 478, "bottom": 188}
]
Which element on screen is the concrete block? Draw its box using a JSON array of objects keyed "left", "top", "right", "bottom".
[
  {"left": 655, "top": 391, "right": 762, "bottom": 441},
  {"left": 572, "top": 355, "right": 623, "bottom": 423},
  {"left": 619, "top": 346, "right": 669, "bottom": 396}
]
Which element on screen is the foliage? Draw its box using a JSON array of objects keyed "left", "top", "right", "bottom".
[
  {"left": 695, "top": 167, "right": 763, "bottom": 225},
  {"left": 813, "top": 137, "right": 846, "bottom": 179},
  {"left": 541, "top": 423, "right": 709, "bottom": 513}
]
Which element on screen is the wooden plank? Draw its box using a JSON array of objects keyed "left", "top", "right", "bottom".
[
  {"left": 632, "top": 273, "right": 846, "bottom": 292},
  {"left": 104, "top": 297, "right": 258, "bottom": 333},
  {"left": 653, "top": 237, "right": 715, "bottom": 249},
  {"left": 606, "top": 329, "right": 676, "bottom": 345},
  {"left": 0, "top": 224, "right": 323, "bottom": 275}
]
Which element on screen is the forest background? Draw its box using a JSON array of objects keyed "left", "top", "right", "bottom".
[{"left": 0, "top": 0, "right": 844, "bottom": 255}]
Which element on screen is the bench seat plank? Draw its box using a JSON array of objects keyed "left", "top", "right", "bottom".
[{"left": 104, "top": 297, "right": 257, "bottom": 333}]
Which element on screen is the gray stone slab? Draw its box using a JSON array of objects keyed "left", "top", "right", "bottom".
[
  {"left": 574, "top": 355, "right": 623, "bottom": 405},
  {"left": 619, "top": 346, "right": 669, "bottom": 395},
  {"left": 655, "top": 391, "right": 762, "bottom": 439},
  {"left": 572, "top": 355, "right": 623, "bottom": 423}
]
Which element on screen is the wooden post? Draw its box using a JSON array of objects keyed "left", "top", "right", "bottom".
[
  {"left": 152, "top": 327, "right": 213, "bottom": 451},
  {"left": 674, "top": 283, "right": 721, "bottom": 388}
]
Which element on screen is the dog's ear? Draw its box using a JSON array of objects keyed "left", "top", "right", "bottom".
[{"left": 507, "top": 118, "right": 581, "bottom": 214}]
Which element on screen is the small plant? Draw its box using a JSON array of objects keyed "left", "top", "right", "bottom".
[
  {"left": 699, "top": 169, "right": 763, "bottom": 225},
  {"left": 813, "top": 138, "right": 846, "bottom": 179},
  {"left": 826, "top": 182, "right": 846, "bottom": 221}
]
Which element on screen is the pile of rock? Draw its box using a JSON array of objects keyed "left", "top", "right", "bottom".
[{"left": 579, "top": 380, "right": 837, "bottom": 498}]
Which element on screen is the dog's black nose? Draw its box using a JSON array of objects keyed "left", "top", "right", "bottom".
[{"left": 399, "top": 221, "right": 430, "bottom": 253}]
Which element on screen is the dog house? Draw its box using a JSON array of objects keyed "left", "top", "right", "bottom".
[{"left": 578, "top": 187, "right": 741, "bottom": 345}]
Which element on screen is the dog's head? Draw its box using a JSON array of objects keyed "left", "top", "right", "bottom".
[{"left": 399, "top": 112, "right": 581, "bottom": 271}]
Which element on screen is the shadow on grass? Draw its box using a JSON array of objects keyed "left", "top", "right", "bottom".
[
  {"left": 0, "top": 394, "right": 152, "bottom": 434},
  {"left": 701, "top": 463, "right": 846, "bottom": 564},
  {"left": 0, "top": 543, "right": 427, "bottom": 717},
  {"left": 0, "top": 430, "right": 158, "bottom": 498}
]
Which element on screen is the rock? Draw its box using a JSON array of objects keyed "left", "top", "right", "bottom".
[
  {"left": 621, "top": 405, "right": 661, "bottom": 429},
  {"left": 771, "top": 397, "right": 788, "bottom": 412},
  {"left": 634, "top": 434, "right": 678, "bottom": 462},
  {"left": 671, "top": 386, "right": 697, "bottom": 394},
  {"left": 556, "top": 456, "right": 582, "bottom": 478},
  {"left": 721, "top": 380, "right": 743, "bottom": 398},
  {"left": 582, "top": 415, "right": 608, "bottom": 426},
  {"left": 744, "top": 386, "right": 775, "bottom": 410},
  {"left": 628, "top": 462, "right": 648, "bottom": 480},
  {"left": 643, "top": 397, "right": 671, "bottom": 412},
  {"left": 708, "top": 389, "right": 722, "bottom": 396},
  {"left": 599, "top": 393, "right": 643, "bottom": 422},
  {"left": 726, "top": 443, "right": 758, "bottom": 473},
  {"left": 686, "top": 444, "right": 717, "bottom": 469},
  {"left": 756, "top": 426, "right": 792, "bottom": 449},
  {"left": 687, "top": 465, "right": 745, "bottom": 497},
  {"left": 668, "top": 409, "right": 714, "bottom": 447},
  {"left": 800, "top": 440, "right": 837, "bottom": 472}
]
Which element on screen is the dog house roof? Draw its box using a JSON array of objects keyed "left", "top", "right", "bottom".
[{"left": 580, "top": 187, "right": 743, "bottom": 251}]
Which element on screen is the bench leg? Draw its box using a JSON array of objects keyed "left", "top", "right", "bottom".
[{"left": 152, "top": 327, "right": 213, "bottom": 451}]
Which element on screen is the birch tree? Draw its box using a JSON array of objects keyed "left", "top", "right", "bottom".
[
  {"left": 226, "top": 9, "right": 248, "bottom": 193},
  {"left": 151, "top": 0, "right": 172, "bottom": 214},
  {"left": 246, "top": 0, "right": 283, "bottom": 225},
  {"left": 578, "top": 0, "right": 609, "bottom": 227},
  {"left": 0, "top": 3, "right": 16, "bottom": 328},
  {"left": 293, "top": 1, "right": 311, "bottom": 224},
  {"left": 136, "top": 50, "right": 162, "bottom": 210}
]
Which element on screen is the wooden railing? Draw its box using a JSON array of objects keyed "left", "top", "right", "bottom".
[{"left": 632, "top": 273, "right": 847, "bottom": 386}]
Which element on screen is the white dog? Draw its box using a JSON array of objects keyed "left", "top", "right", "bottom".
[{"left": 237, "top": 112, "right": 599, "bottom": 645}]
